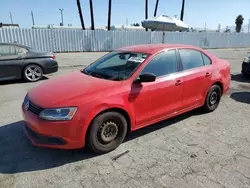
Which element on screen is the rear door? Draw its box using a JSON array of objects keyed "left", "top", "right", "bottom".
[
  {"left": 0, "top": 44, "right": 25, "bottom": 80},
  {"left": 177, "top": 48, "right": 213, "bottom": 109}
]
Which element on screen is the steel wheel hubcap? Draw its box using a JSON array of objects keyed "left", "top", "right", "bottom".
[
  {"left": 25, "top": 66, "right": 42, "bottom": 81},
  {"left": 210, "top": 91, "right": 218, "bottom": 105},
  {"left": 98, "top": 121, "right": 118, "bottom": 143}
]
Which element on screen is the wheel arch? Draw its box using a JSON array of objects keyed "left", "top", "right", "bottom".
[
  {"left": 202, "top": 80, "right": 223, "bottom": 112},
  {"left": 203, "top": 80, "right": 224, "bottom": 105},
  {"left": 85, "top": 107, "right": 132, "bottom": 142},
  {"left": 212, "top": 81, "right": 223, "bottom": 93}
]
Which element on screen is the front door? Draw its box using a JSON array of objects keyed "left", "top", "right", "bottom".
[
  {"left": 130, "top": 49, "right": 183, "bottom": 127},
  {"left": 0, "top": 44, "right": 24, "bottom": 80},
  {"left": 178, "top": 49, "right": 213, "bottom": 109}
]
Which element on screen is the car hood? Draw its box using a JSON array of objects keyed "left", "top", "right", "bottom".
[{"left": 28, "top": 71, "right": 122, "bottom": 108}]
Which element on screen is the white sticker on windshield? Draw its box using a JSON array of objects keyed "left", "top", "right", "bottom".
[{"left": 128, "top": 57, "right": 145, "bottom": 63}]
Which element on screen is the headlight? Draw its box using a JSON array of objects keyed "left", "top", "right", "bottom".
[
  {"left": 39, "top": 107, "right": 77, "bottom": 121},
  {"left": 243, "top": 57, "right": 250, "bottom": 63},
  {"left": 24, "top": 94, "right": 29, "bottom": 103}
]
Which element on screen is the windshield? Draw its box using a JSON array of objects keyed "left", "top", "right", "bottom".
[{"left": 83, "top": 51, "right": 149, "bottom": 81}]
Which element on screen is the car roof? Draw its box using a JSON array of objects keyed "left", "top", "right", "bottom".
[
  {"left": 0, "top": 42, "right": 31, "bottom": 49},
  {"left": 117, "top": 44, "right": 203, "bottom": 54}
]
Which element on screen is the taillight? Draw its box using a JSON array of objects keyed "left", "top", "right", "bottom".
[{"left": 50, "top": 55, "right": 55, "bottom": 60}]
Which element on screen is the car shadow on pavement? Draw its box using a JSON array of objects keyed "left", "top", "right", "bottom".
[
  {"left": 125, "top": 108, "right": 203, "bottom": 142},
  {"left": 0, "top": 121, "right": 98, "bottom": 174},
  {"left": 230, "top": 92, "right": 250, "bottom": 104},
  {"left": 0, "top": 109, "right": 203, "bottom": 174},
  {"left": 0, "top": 76, "right": 48, "bottom": 86},
  {"left": 231, "top": 74, "right": 250, "bottom": 83}
]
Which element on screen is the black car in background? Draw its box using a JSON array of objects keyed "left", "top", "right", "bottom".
[
  {"left": 242, "top": 56, "right": 250, "bottom": 77},
  {"left": 0, "top": 43, "right": 58, "bottom": 82}
]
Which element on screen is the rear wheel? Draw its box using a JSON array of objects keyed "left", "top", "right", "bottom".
[
  {"left": 242, "top": 71, "right": 250, "bottom": 78},
  {"left": 203, "top": 85, "right": 222, "bottom": 112},
  {"left": 87, "top": 111, "right": 127, "bottom": 154},
  {"left": 23, "top": 64, "right": 43, "bottom": 82}
]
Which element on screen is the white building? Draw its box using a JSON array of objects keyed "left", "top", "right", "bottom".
[{"left": 32, "top": 25, "right": 147, "bottom": 31}]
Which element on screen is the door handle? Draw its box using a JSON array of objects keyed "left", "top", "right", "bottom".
[
  {"left": 175, "top": 80, "right": 182, "bottom": 86},
  {"left": 205, "top": 72, "right": 211, "bottom": 77}
]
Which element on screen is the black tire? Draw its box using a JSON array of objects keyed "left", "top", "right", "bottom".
[
  {"left": 23, "top": 64, "right": 43, "bottom": 82},
  {"left": 203, "top": 85, "right": 222, "bottom": 113},
  {"left": 242, "top": 71, "right": 250, "bottom": 78},
  {"left": 87, "top": 111, "right": 128, "bottom": 154}
]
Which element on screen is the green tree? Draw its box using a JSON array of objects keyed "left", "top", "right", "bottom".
[{"left": 235, "top": 15, "right": 244, "bottom": 33}]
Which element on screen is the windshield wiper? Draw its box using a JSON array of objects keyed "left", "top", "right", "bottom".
[
  {"left": 91, "top": 72, "right": 104, "bottom": 79},
  {"left": 83, "top": 69, "right": 104, "bottom": 79},
  {"left": 108, "top": 74, "right": 126, "bottom": 81}
]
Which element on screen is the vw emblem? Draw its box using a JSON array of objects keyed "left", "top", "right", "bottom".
[{"left": 24, "top": 100, "right": 30, "bottom": 111}]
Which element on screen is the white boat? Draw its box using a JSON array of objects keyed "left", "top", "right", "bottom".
[{"left": 141, "top": 15, "right": 189, "bottom": 31}]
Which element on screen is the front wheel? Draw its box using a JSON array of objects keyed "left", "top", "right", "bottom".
[
  {"left": 23, "top": 64, "right": 43, "bottom": 82},
  {"left": 203, "top": 85, "right": 222, "bottom": 113},
  {"left": 87, "top": 111, "right": 128, "bottom": 154}
]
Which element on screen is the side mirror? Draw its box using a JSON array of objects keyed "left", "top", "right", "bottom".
[{"left": 134, "top": 72, "right": 156, "bottom": 83}]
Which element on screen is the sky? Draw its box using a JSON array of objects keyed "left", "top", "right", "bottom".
[{"left": 1, "top": 0, "right": 250, "bottom": 30}]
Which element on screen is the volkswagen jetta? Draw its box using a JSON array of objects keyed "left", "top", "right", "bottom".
[{"left": 22, "top": 44, "right": 231, "bottom": 153}]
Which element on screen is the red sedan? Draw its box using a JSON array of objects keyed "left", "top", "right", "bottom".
[{"left": 22, "top": 44, "right": 231, "bottom": 153}]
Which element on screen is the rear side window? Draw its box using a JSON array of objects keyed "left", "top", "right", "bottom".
[
  {"left": 202, "top": 53, "right": 212, "bottom": 65},
  {"left": 0, "top": 45, "right": 16, "bottom": 56},
  {"left": 179, "top": 49, "right": 204, "bottom": 70}
]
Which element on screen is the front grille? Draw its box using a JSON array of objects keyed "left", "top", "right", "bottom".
[
  {"left": 25, "top": 125, "right": 66, "bottom": 145},
  {"left": 28, "top": 101, "right": 44, "bottom": 115},
  {"left": 26, "top": 125, "right": 39, "bottom": 139}
]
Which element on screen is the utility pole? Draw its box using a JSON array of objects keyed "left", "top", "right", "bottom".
[
  {"left": 145, "top": 0, "right": 148, "bottom": 31},
  {"left": 59, "top": 9, "right": 64, "bottom": 26},
  {"left": 107, "top": 0, "right": 112, "bottom": 30},
  {"left": 248, "top": 19, "right": 250, "bottom": 34},
  {"left": 89, "top": 0, "right": 95, "bottom": 30},
  {"left": 31, "top": 11, "right": 35, "bottom": 26},
  {"left": 76, "top": 0, "right": 85, "bottom": 30},
  {"left": 180, "top": 0, "right": 185, "bottom": 21},
  {"left": 154, "top": 0, "right": 159, "bottom": 17},
  {"left": 9, "top": 12, "right": 13, "bottom": 24}
]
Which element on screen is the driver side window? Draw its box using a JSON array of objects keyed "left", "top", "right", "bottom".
[{"left": 141, "top": 50, "right": 178, "bottom": 77}]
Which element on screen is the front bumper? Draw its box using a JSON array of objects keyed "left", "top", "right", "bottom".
[
  {"left": 22, "top": 103, "right": 85, "bottom": 149},
  {"left": 24, "top": 125, "right": 67, "bottom": 145},
  {"left": 242, "top": 62, "right": 250, "bottom": 75}
]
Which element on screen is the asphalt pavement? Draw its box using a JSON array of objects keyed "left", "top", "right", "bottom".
[{"left": 0, "top": 48, "right": 250, "bottom": 188}]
